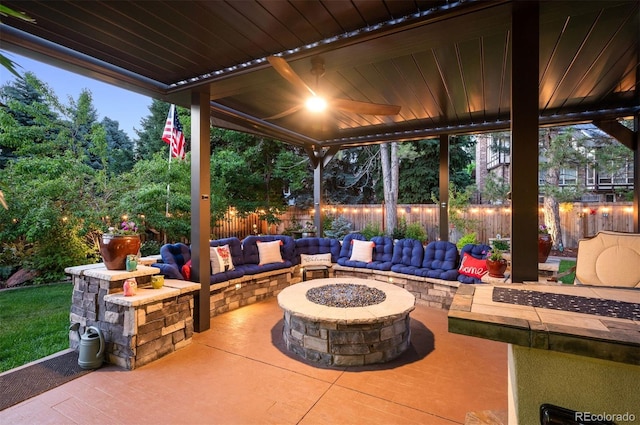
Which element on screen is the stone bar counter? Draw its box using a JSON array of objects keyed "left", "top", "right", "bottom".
[
  {"left": 66, "top": 264, "right": 199, "bottom": 370},
  {"left": 448, "top": 283, "right": 640, "bottom": 424}
]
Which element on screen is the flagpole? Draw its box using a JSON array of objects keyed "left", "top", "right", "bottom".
[
  {"left": 164, "top": 105, "right": 174, "bottom": 244},
  {"left": 162, "top": 103, "right": 185, "bottom": 244}
]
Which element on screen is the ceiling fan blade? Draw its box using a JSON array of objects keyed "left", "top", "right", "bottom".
[
  {"left": 267, "top": 56, "right": 316, "bottom": 97},
  {"left": 331, "top": 98, "right": 401, "bottom": 116},
  {"left": 263, "top": 104, "right": 304, "bottom": 120}
]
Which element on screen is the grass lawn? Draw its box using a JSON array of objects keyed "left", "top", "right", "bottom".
[
  {"left": 558, "top": 259, "right": 577, "bottom": 284},
  {"left": 0, "top": 282, "right": 73, "bottom": 373}
]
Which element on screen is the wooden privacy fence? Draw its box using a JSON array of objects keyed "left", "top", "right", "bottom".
[{"left": 212, "top": 203, "right": 635, "bottom": 249}]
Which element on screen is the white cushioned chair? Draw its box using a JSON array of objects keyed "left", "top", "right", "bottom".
[{"left": 572, "top": 231, "right": 640, "bottom": 288}]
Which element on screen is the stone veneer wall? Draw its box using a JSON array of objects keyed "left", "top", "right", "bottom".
[
  {"left": 332, "top": 265, "right": 459, "bottom": 309},
  {"left": 283, "top": 310, "right": 411, "bottom": 366},
  {"left": 103, "top": 290, "right": 194, "bottom": 369},
  {"left": 66, "top": 264, "right": 198, "bottom": 370},
  {"left": 208, "top": 267, "right": 302, "bottom": 317}
]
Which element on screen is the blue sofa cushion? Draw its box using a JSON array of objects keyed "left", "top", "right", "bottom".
[
  {"left": 366, "top": 236, "right": 394, "bottom": 271},
  {"left": 210, "top": 237, "right": 244, "bottom": 266},
  {"left": 390, "top": 238, "right": 424, "bottom": 274},
  {"left": 241, "top": 235, "right": 295, "bottom": 274},
  {"left": 294, "top": 237, "right": 341, "bottom": 264},
  {"left": 155, "top": 243, "right": 191, "bottom": 279},
  {"left": 210, "top": 268, "right": 245, "bottom": 284},
  {"left": 336, "top": 233, "right": 369, "bottom": 267},
  {"left": 457, "top": 243, "right": 492, "bottom": 284},
  {"left": 419, "top": 241, "right": 459, "bottom": 280}
]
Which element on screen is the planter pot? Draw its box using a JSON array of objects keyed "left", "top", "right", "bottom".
[
  {"left": 486, "top": 258, "right": 508, "bottom": 278},
  {"left": 538, "top": 233, "right": 552, "bottom": 263},
  {"left": 99, "top": 234, "right": 141, "bottom": 270}
]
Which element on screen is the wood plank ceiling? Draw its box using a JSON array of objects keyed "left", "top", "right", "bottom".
[{"left": 1, "top": 0, "right": 638, "bottom": 149}]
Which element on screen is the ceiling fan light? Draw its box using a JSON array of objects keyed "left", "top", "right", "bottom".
[{"left": 306, "top": 96, "right": 327, "bottom": 112}]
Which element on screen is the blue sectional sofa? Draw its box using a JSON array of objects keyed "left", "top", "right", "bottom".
[
  {"left": 153, "top": 233, "right": 497, "bottom": 316},
  {"left": 156, "top": 234, "right": 473, "bottom": 284},
  {"left": 154, "top": 235, "right": 297, "bottom": 284}
]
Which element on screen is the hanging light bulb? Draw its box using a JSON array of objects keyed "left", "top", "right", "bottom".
[{"left": 306, "top": 95, "right": 327, "bottom": 112}]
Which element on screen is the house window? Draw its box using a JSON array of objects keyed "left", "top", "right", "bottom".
[
  {"left": 559, "top": 168, "right": 577, "bottom": 186},
  {"left": 599, "top": 159, "right": 634, "bottom": 186},
  {"left": 486, "top": 139, "right": 510, "bottom": 170}
]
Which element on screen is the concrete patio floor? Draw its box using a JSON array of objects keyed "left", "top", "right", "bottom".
[{"left": 1, "top": 297, "right": 508, "bottom": 424}]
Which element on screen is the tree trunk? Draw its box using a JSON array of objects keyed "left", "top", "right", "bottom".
[
  {"left": 380, "top": 142, "right": 399, "bottom": 235},
  {"left": 540, "top": 129, "right": 564, "bottom": 250}
]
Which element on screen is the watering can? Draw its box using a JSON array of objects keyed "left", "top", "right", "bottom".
[{"left": 71, "top": 324, "right": 105, "bottom": 370}]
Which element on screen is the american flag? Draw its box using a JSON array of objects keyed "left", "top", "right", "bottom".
[{"left": 162, "top": 104, "right": 185, "bottom": 160}]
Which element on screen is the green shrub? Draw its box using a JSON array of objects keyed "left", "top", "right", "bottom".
[
  {"left": 491, "top": 239, "right": 510, "bottom": 251},
  {"left": 360, "top": 222, "right": 383, "bottom": 240},
  {"left": 141, "top": 240, "right": 162, "bottom": 257},
  {"left": 456, "top": 232, "right": 478, "bottom": 249},
  {"left": 324, "top": 215, "right": 353, "bottom": 240},
  {"left": 392, "top": 217, "right": 407, "bottom": 239},
  {"left": 405, "top": 222, "right": 427, "bottom": 242}
]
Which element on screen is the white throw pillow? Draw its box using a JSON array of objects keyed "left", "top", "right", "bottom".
[
  {"left": 210, "top": 245, "right": 234, "bottom": 274},
  {"left": 300, "top": 253, "right": 332, "bottom": 267},
  {"left": 349, "top": 239, "right": 375, "bottom": 263},
  {"left": 257, "top": 240, "right": 284, "bottom": 265}
]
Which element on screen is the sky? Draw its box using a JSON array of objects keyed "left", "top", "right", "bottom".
[{"left": 0, "top": 52, "right": 152, "bottom": 140}]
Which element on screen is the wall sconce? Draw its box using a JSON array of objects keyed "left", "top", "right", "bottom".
[{"left": 601, "top": 208, "right": 609, "bottom": 218}]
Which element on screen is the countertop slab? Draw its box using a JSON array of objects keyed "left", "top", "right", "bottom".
[{"left": 448, "top": 283, "right": 640, "bottom": 365}]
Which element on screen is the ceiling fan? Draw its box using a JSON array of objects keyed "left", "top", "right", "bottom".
[{"left": 265, "top": 56, "right": 401, "bottom": 120}]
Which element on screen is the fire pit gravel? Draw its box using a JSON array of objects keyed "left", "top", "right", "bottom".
[{"left": 306, "top": 283, "right": 386, "bottom": 308}]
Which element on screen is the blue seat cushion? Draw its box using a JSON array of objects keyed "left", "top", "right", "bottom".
[
  {"left": 157, "top": 243, "right": 191, "bottom": 279},
  {"left": 366, "top": 236, "right": 394, "bottom": 271},
  {"left": 457, "top": 243, "right": 492, "bottom": 284},
  {"left": 241, "top": 235, "right": 295, "bottom": 273},
  {"left": 337, "top": 233, "right": 368, "bottom": 267},
  {"left": 294, "top": 237, "right": 341, "bottom": 264},
  {"left": 391, "top": 238, "right": 424, "bottom": 268},
  {"left": 420, "top": 241, "right": 460, "bottom": 281}
]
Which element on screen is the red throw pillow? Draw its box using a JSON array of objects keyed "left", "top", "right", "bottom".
[
  {"left": 458, "top": 253, "right": 488, "bottom": 279},
  {"left": 181, "top": 259, "right": 192, "bottom": 280}
]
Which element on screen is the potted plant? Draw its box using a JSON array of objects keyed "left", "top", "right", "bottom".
[
  {"left": 99, "top": 219, "right": 141, "bottom": 270},
  {"left": 486, "top": 248, "right": 508, "bottom": 278},
  {"left": 538, "top": 224, "right": 552, "bottom": 263},
  {"left": 301, "top": 221, "right": 316, "bottom": 238}
]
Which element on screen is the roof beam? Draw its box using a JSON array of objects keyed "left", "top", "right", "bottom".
[{"left": 593, "top": 119, "right": 636, "bottom": 150}]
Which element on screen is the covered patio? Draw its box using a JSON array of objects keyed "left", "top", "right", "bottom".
[
  {"left": 1, "top": 1, "right": 638, "bottom": 423},
  {"left": 1, "top": 298, "right": 508, "bottom": 424},
  {"left": 2, "top": 3, "right": 638, "bottom": 328}
]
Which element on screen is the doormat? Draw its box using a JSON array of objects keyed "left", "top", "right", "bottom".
[
  {"left": 0, "top": 351, "right": 92, "bottom": 411},
  {"left": 492, "top": 287, "right": 640, "bottom": 321}
]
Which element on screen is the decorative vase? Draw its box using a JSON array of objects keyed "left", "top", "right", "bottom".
[
  {"left": 538, "top": 233, "right": 552, "bottom": 263},
  {"left": 126, "top": 254, "right": 138, "bottom": 272},
  {"left": 486, "top": 258, "right": 508, "bottom": 278},
  {"left": 99, "top": 234, "right": 141, "bottom": 270}
]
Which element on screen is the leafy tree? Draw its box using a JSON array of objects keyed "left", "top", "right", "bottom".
[
  {"left": 539, "top": 127, "right": 590, "bottom": 250},
  {"left": 0, "top": 73, "right": 61, "bottom": 162},
  {"left": 114, "top": 152, "right": 191, "bottom": 242},
  {"left": 135, "top": 99, "right": 172, "bottom": 160},
  {"left": 322, "top": 146, "right": 380, "bottom": 204},
  {"left": 0, "top": 155, "right": 100, "bottom": 281},
  {"left": 397, "top": 136, "right": 474, "bottom": 203},
  {"left": 482, "top": 172, "right": 510, "bottom": 204},
  {"left": 102, "top": 117, "right": 135, "bottom": 174}
]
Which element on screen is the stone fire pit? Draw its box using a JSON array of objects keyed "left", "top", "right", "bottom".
[{"left": 277, "top": 277, "right": 416, "bottom": 366}]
